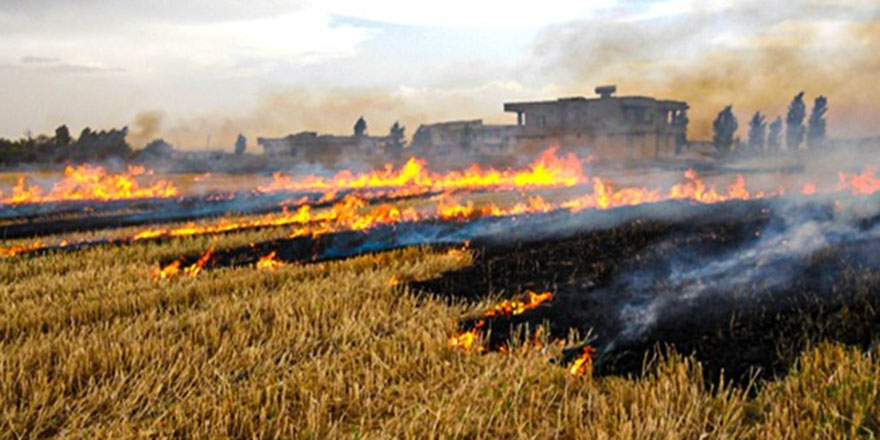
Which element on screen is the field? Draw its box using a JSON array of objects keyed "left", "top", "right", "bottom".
[{"left": 1, "top": 154, "right": 879, "bottom": 438}]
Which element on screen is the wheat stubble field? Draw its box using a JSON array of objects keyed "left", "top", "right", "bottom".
[{"left": 1, "top": 229, "right": 877, "bottom": 439}]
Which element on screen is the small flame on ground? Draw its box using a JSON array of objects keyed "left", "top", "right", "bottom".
[
  {"left": 153, "top": 261, "right": 181, "bottom": 280},
  {"left": 182, "top": 246, "right": 214, "bottom": 278},
  {"left": 568, "top": 346, "right": 597, "bottom": 376},
  {"left": 448, "top": 291, "right": 554, "bottom": 353},
  {"left": 256, "top": 251, "right": 284, "bottom": 270}
]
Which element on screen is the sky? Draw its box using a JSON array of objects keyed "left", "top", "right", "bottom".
[{"left": 0, "top": 0, "right": 878, "bottom": 149}]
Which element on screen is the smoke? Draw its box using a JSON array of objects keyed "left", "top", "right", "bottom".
[
  {"left": 149, "top": 83, "right": 525, "bottom": 152},
  {"left": 613, "top": 195, "right": 880, "bottom": 344},
  {"left": 533, "top": 1, "right": 880, "bottom": 139},
  {"left": 128, "top": 110, "right": 165, "bottom": 148}
]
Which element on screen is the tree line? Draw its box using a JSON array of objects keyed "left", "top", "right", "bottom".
[
  {"left": 712, "top": 92, "right": 828, "bottom": 156},
  {"left": 0, "top": 125, "right": 132, "bottom": 165}
]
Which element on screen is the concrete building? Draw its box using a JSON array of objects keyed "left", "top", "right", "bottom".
[
  {"left": 257, "top": 117, "right": 403, "bottom": 163},
  {"left": 257, "top": 86, "right": 689, "bottom": 165},
  {"left": 411, "top": 86, "right": 689, "bottom": 162},
  {"left": 502, "top": 86, "right": 688, "bottom": 160}
]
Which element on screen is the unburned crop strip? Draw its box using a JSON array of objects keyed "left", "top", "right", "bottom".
[{"left": 0, "top": 247, "right": 472, "bottom": 437}]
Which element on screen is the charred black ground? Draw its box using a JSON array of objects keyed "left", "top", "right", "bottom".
[{"left": 409, "top": 197, "right": 880, "bottom": 385}]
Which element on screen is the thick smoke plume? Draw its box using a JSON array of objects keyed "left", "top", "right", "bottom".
[{"left": 533, "top": 1, "right": 880, "bottom": 139}]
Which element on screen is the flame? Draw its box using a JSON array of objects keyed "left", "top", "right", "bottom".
[
  {"left": 838, "top": 168, "right": 880, "bottom": 195},
  {"left": 448, "top": 322, "right": 483, "bottom": 352},
  {"left": 258, "top": 147, "right": 586, "bottom": 193},
  {"left": 6, "top": 166, "right": 880, "bottom": 259},
  {"left": 448, "top": 291, "right": 553, "bottom": 353},
  {"left": 801, "top": 183, "right": 817, "bottom": 195},
  {"left": 483, "top": 291, "right": 554, "bottom": 318},
  {"left": 181, "top": 246, "right": 214, "bottom": 277},
  {"left": 153, "top": 260, "right": 181, "bottom": 280},
  {"left": 2, "top": 164, "right": 177, "bottom": 205},
  {"left": 0, "top": 240, "right": 45, "bottom": 257},
  {"left": 256, "top": 251, "right": 283, "bottom": 270},
  {"left": 568, "top": 345, "right": 596, "bottom": 376}
]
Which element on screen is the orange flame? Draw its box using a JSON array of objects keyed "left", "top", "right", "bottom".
[
  {"left": 153, "top": 260, "right": 181, "bottom": 280},
  {"left": 6, "top": 166, "right": 880, "bottom": 259},
  {"left": 181, "top": 246, "right": 214, "bottom": 277},
  {"left": 448, "top": 291, "right": 553, "bottom": 353},
  {"left": 256, "top": 251, "right": 283, "bottom": 270},
  {"left": 258, "top": 147, "right": 586, "bottom": 193},
  {"left": 568, "top": 345, "right": 596, "bottom": 376},
  {"left": 838, "top": 168, "right": 880, "bottom": 195},
  {"left": 2, "top": 164, "right": 178, "bottom": 205}
]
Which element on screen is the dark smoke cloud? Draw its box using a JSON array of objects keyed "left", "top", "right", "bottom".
[
  {"left": 128, "top": 110, "right": 165, "bottom": 148},
  {"left": 532, "top": 1, "right": 880, "bottom": 139}
]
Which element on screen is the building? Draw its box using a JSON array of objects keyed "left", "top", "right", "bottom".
[
  {"left": 257, "top": 87, "right": 690, "bottom": 165},
  {"left": 504, "top": 86, "right": 688, "bottom": 160},
  {"left": 257, "top": 117, "right": 403, "bottom": 163},
  {"left": 412, "top": 86, "right": 689, "bottom": 161}
]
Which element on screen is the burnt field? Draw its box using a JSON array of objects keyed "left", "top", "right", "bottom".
[{"left": 413, "top": 197, "right": 880, "bottom": 384}]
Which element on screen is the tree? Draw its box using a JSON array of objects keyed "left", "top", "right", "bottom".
[
  {"left": 674, "top": 109, "right": 689, "bottom": 154},
  {"left": 712, "top": 105, "right": 738, "bottom": 156},
  {"left": 140, "top": 138, "right": 175, "bottom": 158},
  {"left": 747, "top": 112, "right": 767, "bottom": 154},
  {"left": 389, "top": 122, "right": 405, "bottom": 148},
  {"left": 807, "top": 96, "right": 828, "bottom": 150},
  {"left": 767, "top": 117, "right": 783, "bottom": 153},
  {"left": 234, "top": 133, "right": 247, "bottom": 155},
  {"left": 786, "top": 91, "right": 806, "bottom": 151},
  {"left": 353, "top": 116, "right": 367, "bottom": 137},
  {"left": 54, "top": 125, "right": 72, "bottom": 146}
]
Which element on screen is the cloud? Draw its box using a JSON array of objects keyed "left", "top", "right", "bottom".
[{"left": 20, "top": 55, "right": 60, "bottom": 64}]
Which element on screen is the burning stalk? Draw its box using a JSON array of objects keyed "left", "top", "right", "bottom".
[
  {"left": 256, "top": 251, "right": 284, "bottom": 270},
  {"left": 448, "top": 291, "right": 554, "bottom": 353},
  {"left": 568, "top": 346, "right": 597, "bottom": 376}
]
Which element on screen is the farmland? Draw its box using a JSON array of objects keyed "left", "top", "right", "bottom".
[{"left": 1, "top": 152, "right": 878, "bottom": 438}]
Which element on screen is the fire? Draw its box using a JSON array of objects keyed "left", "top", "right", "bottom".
[
  {"left": 448, "top": 291, "right": 553, "bottom": 353},
  {"left": 568, "top": 345, "right": 596, "bottom": 376},
  {"left": 838, "top": 168, "right": 880, "bottom": 195},
  {"left": 154, "top": 260, "right": 181, "bottom": 280},
  {"left": 448, "top": 324, "right": 482, "bottom": 352},
  {"left": 436, "top": 196, "right": 503, "bottom": 220},
  {"left": 258, "top": 147, "right": 587, "bottom": 193},
  {"left": 483, "top": 291, "right": 554, "bottom": 318},
  {"left": 0, "top": 241, "right": 45, "bottom": 257},
  {"left": 183, "top": 247, "right": 214, "bottom": 277},
  {"left": 256, "top": 251, "right": 284, "bottom": 270},
  {"left": 6, "top": 165, "right": 880, "bottom": 260},
  {"left": 562, "top": 169, "right": 766, "bottom": 212},
  {"left": 2, "top": 164, "right": 178, "bottom": 205}
]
